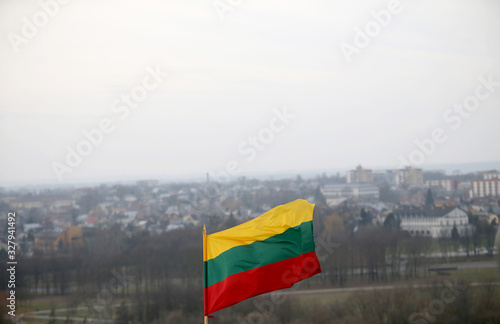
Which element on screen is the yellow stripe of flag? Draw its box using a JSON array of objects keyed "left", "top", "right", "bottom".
[{"left": 205, "top": 199, "right": 314, "bottom": 261}]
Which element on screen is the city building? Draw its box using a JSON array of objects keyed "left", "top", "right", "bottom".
[
  {"left": 10, "top": 195, "right": 75, "bottom": 209},
  {"left": 425, "top": 179, "right": 459, "bottom": 192},
  {"left": 469, "top": 178, "right": 500, "bottom": 198},
  {"left": 394, "top": 205, "right": 472, "bottom": 238},
  {"left": 395, "top": 166, "right": 424, "bottom": 187},
  {"left": 478, "top": 171, "right": 500, "bottom": 180},
  {"left": 468, "top": 171, "right": 500, "bottom": 198},
  {"left": 137, "top": 179, "right": 159, "bottom": 188},
  {"left": 34, "top": 226, "right": 82, "bottom": 252},
  {"left": 321, "top": 183, "right": 380, "bottom": 205},
  {"left": 347, "top": 165, "right": 374, "bottom": 183}
]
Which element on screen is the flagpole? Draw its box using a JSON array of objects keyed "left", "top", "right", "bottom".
[{"left": 203, "top": 225, "right": 208, "bottom": 324}]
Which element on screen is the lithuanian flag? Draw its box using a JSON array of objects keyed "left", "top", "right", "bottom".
[{"left": 203, "top": 199, "right": 322, "bottom": 316}]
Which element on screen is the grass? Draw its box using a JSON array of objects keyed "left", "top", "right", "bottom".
[
  {"left": 17, "top": 260, "right": 498, "bottom": 322},
  {"left": 17, "top": 295, "right": 69, "bottom": 313},
  {"left": 454, "top": 267, "right": 498, "bottom": 282},
  {"left": 292, "top": 291, "right": 353, "bottom": 304}
]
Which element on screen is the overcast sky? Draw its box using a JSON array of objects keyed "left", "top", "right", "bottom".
[{"left": 1, "top": 0, "right": 499, "bottom": 186}]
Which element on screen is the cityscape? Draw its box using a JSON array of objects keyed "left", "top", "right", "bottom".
[
  {"left": 2, "top": 165, "right": 500, "bottom": 253},
  {"left": 1, "top": 164, "right": 499, "bottom": 322}
]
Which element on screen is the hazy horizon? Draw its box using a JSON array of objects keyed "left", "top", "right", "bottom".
[{"left": 1, "top": 159, "right": 499, "bottom": 190}]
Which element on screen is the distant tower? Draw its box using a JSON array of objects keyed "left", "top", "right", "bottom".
[
  {"left": 347, "top": 165, "right": 373, "bottom": 183},
  {"left": 394, "top": 166, "right": 423, "bottom": 187}
]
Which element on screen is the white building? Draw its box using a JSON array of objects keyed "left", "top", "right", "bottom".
[
  {"left": 321, "top": 183, "right": 379, "bottom": 203},
  {"left": 425, "top": 179, "right": 458, "bottom": 192},
  {"left": 394, "top": 205, "right": 472, "bottom": 238},
  {"left": 469, "top": 179, "right": 500, "bottom": 198},
  {"left": 395, "top": 166, "right": 423, "bottom": 187},
  {"left": 480, "top": 171, "right": 500, "bottom": 180},
  {"left": 469, "top": 172, "right": 500, "bottom": 198}
]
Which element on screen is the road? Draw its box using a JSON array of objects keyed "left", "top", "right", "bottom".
[
  {"left": 445, "top": 260, "right": 497, "bottom": 269},
  {"left": 281, "top": 281, "right": 500, "bottom": 296}
]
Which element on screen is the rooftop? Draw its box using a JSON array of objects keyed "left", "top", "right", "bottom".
[
  {"left": 393, "top": 205, "right": 464, "bottom": 218},
  {"left": 34, "top": 228, "right": 65, "bottom": 238}
]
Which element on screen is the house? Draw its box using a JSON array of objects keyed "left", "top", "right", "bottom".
[
  {"left": 24, "top": 223, "right": 42, "bottom": 232},
  {"left": 394, "top": 205, "right": 472, "bottom": 238},
  {"left": 10, "top": 197, "right": 43, "bottom": 209},
  {"left": 166, "top": 220, "right": 186, "bottom": 231},
  {"left": 10, "top": 195, "right": 75, "bottom": 210},
  {"left": 34, "top": 226, "right": 82, "bottom": 252},
  {"left": 400, "top": 191, "right": 426, "bottom": 207}
]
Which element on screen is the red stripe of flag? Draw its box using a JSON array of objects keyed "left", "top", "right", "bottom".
[{"left": 205, "top": 251, "right": 321, "bottom": 315}]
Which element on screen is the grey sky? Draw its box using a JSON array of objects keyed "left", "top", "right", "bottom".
[{"left": 1, "top": 0, "right": 499, "bottom": 185}]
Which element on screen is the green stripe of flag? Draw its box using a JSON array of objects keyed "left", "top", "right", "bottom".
[{"left": 205, "top": 221, "right": 315, "bottom": 287}]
